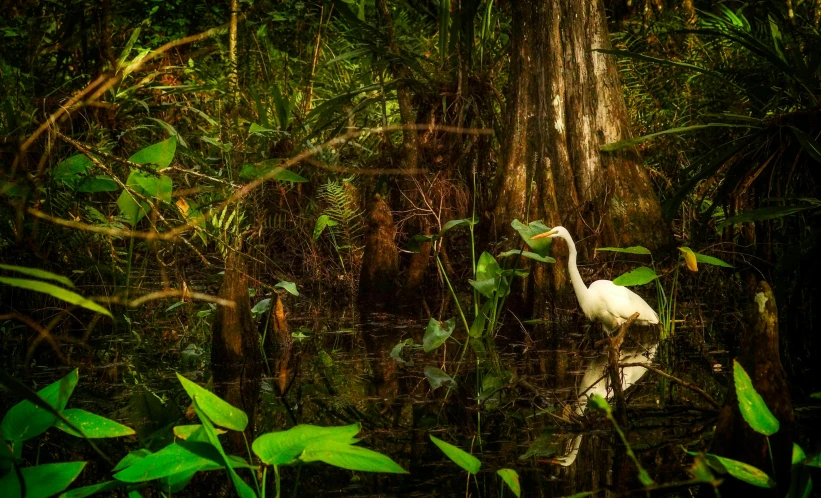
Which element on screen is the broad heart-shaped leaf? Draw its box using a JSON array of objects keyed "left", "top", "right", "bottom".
[
  {"left": 511, "top": 219, "right": 552, "bottom": 256},
  {"left": 128, "top": 136, "right": 177, "bottom": 169},
  {"left": 113, "top": 441, "right": 224, "bottom": 482},
  {"left": 251, "top": 298, "right": 271, "bottom": 317},
  {"left": 429, "top": 435, "right": 481, "bottom": 474},
  {"left": 252, "top": 423, "right": 361, "bottom": 466},
  {"left": 679, "top": 246, "right": 699, "bottom": 272},
  {"left": 175, "top": 373, "right": 248, "bottom": 431},
  {"left": 496, "top": 468, "right": 521, "bottom": 497},
  {"left": 498, "top": 249, "right": 555, "bottom": 264},
  {"left": 469, "top": 277, "right": 498, "bottom": 299},
  {"left": 695, "top": 252, "right": 734, "bottom": 268},
  {"left": 439, "top": 218, "right": 477, "bottom": 237},
  {"left": 733, "top": 360, "right": 779, "bottom": 436},
  {"left": 612, "top": 266, "right": 659, "bottom": 287},
  {"left": 596, "top": 246, "right": 652, "bottom": 255},
  {"left": 475, "top": 252, "right": 501, "bottom": 282},
  {"left": 0, "top": 277, "right": 112, "bottom": 317},
  {"left": 130, "top": 171, "right": 172, "bottom": 203},
  {"left": 300, "top": 440, "right": 407, "bottom": 473},
  {"left": 703, "top": 452, "right": 776, "bottom": 488},
  {"left": 1, "top": 369, "right": 79, "bottom": 442},
  {"left": 0, "top": 264, "right": 74, "bottom": 287},
  {"left": 424, "top": 366, "right": 457, "bottom": 390},
  {"left": 275, "top": 280, "right": 299, "bottom": 296},
  {"left": 0, "top": 461, "right": 86, "bottom": 498},
  {"left": 423, "top": 317, "right": 456, "bottom": 352},
  {"left": 54, "top": 409, "right": 135, "bottom": 438},
  {"left": 117, "top": 190, "right": 150, "bottom": 226},
  {"left": 313, "top": 214, "right": 338, "bottom": 240}
]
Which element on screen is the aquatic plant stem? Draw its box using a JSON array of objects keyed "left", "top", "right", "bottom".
[
  {"left": 274, "top": 464, "right": 281, "bottom": 498},
  {"left": 261, "top": 467, "right": 267, "bottom": 498},
  {"left": 436, "top": 254, "right": 470, "bottom": 336}
]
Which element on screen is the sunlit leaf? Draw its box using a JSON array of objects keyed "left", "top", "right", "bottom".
[
  {"left": 313, "top": 214, "right": 339, "bottom": 240},
  {"left": 128, "top": 136, "right": 177, "bottom": 169},
  {"left": 424, "top": 366, "right": 456, "bottom": 390},
  {"left": 0, "top": 277, "right": 112, "bottom": 317},
  {"left": 1, "top": 369, "right": 79, "bottom": 442},
  {"left": 596, "top": 246, "right": 652, "bottom": 255},
  {"left": 588, "top": 394, "right": 612, "bottom": 415},
  {"left": 113, "top": 442, "right": 223, "bottom": 483},
  {"left": 55, "top": 409, "right": 135, "bottom": 438},
  {"left": 439, "top": 218, "right": 477, "bottom": 237},
  {"left": 498, "top": 249, "right": 555, "bottom": 263},
  {"left": 695, "top": 252, "right": 733, "bottom": 268},
  {"left": 252, "top": 424, "right": 361, "bottom": 466},
  {"left": 117, "top": 190, "right": 150, "bottom": 226},
  {"left": 423, "top": 317, "right": 456, "bottom": 352},
  {"left": 0, "top": 264, "right": 74, "bottom": 287},
  {"left": 612, "top": 266, "right": 658, "bottom": 287},
  {"left": 175, "top": 373, "right": 248, "bottom": 431},
  {"left": 703, "top": 453, "right": 776, "bottom": 488},
  {"left": 734, "top": 360, "right": 779, "bottom": 436},
  {"left": 275, "top": 280, "right": 299, "bottom": 296},
  {"left": 679, "top": 247, "right": 699, "bottom": 272},
  {"left": 300, "top": 441, "right": 407, "bottom": 473},
  {"left": 60, "top": 479, "right": 126, "bottom": 498},
  {"left": 601, "top": 123, "right": 753, "bottom": 152},
  {"left": 0, "top": 462, "right": 86, "bottom": 498},
  {"left": 511, "top": 219, "right": 552, "bottom": 256},
  {"left": 429, "top": 435, "right": 481, "bottom": 474},
  {"left": 497, "top": 468, "right": 521, "bottom": 497}
]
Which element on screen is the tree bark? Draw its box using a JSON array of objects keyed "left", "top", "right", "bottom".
[
  {"left": 493, "top": 0, "right": 669, "bottom": 310},
  {"left": 228, "top": 0, "right": 239, "bottom": 98}
]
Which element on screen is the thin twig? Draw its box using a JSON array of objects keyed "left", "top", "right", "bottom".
[{"left": 619, "top": 362, "right": 720, "bottom": 410}]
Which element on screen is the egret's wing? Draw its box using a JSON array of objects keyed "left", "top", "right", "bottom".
[{"left": 589, "top": 280, "right": 658, "bottom": 324}]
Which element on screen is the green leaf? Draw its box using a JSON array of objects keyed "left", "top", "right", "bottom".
[
  {"left": 469, "top": 300, "right": 493, "bottom": 339},
  {"left": 496, "top": 468, "right": 521, "bottom": 497},
  {"left": 588, "top": 394, "right": 612, "bottom": 415},
  {"left": 76, "top": 176, "right": 119, "bottom": 193},
  {"left": 113, "top": 449, "right": 152, "bottom": 472},
  {"left": 54, "top": 409, "right": 135, "bottom": 438},
  {"left": 439, "top": 218, "right": 477, "bottom": 237},
  {"left": 429, "top": 435, "right": 481, "bottom": 474},
  {"left": 249, "top": 123, "right": 279, "bottom": 134},
  {"left": 601, "top": 123, "right": 754, "bottom": 152},
  {"left": 807, "top": 453, "right": 821, "bottom": 468},
  {"left": 704, "top": 453, "right": 776, "bottom": 488},
  {"left": 313, "top": 214, "right": 338, "bottom": 240},
  {"left": 790, "top": 127, "right": 821, "bottom": 163},
  {"left": 239, "top": 163, "right": 308, "bottom": 183},
  {"left": 695, "top": 252, "right": 734, "bottom": 268},
  {"left": 612, "top": 266, "right": 658, "bottom": 287},
  {"left": 0, "top": 264, "right": 74, "bottom": 287},
  {"left": 717, "top": 204, "right": 816, "bottom": 228},
  {"left": 733, "top": 360, "right": 779, "bottom": 436},
  {"left": 173, "top": 424, "right": 226, "bottom": 440},
  {"left": 498, "top": 249, "right": 556, "bottom": 264},
  {"left": 0, "top": 276, "right": 112, "bottom": 317},
  {"left": 175, "top": 373, "right": 248, "bottom": 431},
  {"left": 251, "top": 298, "right": 271, "bottom": 317},
  {"left": 117, "top": 190, "right": 150, "bottom": 226},
  {"left": 60, "top": 480, "right": 126, "bottom": 498},
  {"left": 300, "top": 440, "right": 407, "bottom": 473},
  {"left": 128, "top": 136, "right": 177, "bottom": 169},
  {"left": 422, "top": 317, "right": 456, "bottom": 352},
  {"left": 593, "top": 49, "right": 724, "bottom": 79},
  {"left": 252, "top": 424, "right": 361, "bottom": 466},
  {"left": 0, "top": 462, "right": 87, "bottom": 498},
  {"left": 275, "top": 281, "right": 299, "bottom": 296},
  {"left": 53, "top": 155, "right": 92, "bottom": 188},
  {"left": 511, "top": 219, "right": 552, "bottom": 256},
  {"left": 113, "top": 442, "right": 224, "bottom": 482},
  {"left": 469, "top": 277, "right": 499, "bottom": 299},
  {"left": 424, "top": 366, "right": 457, "bottom": 390},
  {"left": 130, "top": 172, "right": 172, "bottom": 203},
  {"left": 0, "top": 368, "right": 79, "bottom": 442},
  {"left": 596, "top": 246, "right": 651, "bottom": 255},
  {"left": 475, "top": 252, "right": 501, "bottom": 282}
]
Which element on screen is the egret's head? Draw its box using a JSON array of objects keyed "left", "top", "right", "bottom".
[{"left": 531, "top": 225, "right": 568, "bottom": 241}]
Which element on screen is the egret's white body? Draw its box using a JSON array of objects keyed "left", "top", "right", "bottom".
[
  {"left": 532, "top": 226, "right": 659, "bottom": 333},
  {"left": 530, "top": 226, "right": 660, "bottom": 466}
]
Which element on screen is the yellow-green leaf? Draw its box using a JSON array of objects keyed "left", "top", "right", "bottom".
[{"left": 734, "top": 360, "right": 779, "bottom": 436}]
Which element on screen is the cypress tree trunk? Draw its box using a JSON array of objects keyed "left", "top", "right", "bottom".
[{"left": 493, "top": 0, "right": 669, "bottom": 311}]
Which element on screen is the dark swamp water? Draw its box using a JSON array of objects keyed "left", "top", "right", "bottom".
[{"left": 6, "top": 300, "right": 821, "bottom": 497}]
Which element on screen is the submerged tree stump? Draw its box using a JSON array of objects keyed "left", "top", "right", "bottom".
[
  {"left": 260, "top": 293, "right": 292, "bottom": 396},
  {"left": 211, "top": 252, "right": 262, "bottom": 452},
  {"left": 707, "top": 281, "right": 794, "bottom": 496},
  {"left": 358, "top": 194, "right": 399, "bottom": 304}
]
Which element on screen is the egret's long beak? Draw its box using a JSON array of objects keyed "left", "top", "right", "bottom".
[{"left": 531, "top": 229, "right": 558, "bottom": 240}]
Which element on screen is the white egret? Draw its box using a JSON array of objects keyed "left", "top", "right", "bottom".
[{"left": 531, "top": 226, "right": 659, "bottom": 334}]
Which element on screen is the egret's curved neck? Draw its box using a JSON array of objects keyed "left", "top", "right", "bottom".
[{"left": 562, "top": 233, "right": 590, "bottom": 307}]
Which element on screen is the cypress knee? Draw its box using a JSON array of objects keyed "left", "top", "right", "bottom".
[
  {"left": 260, "top": 293, "right": 292, "bottom": 395},
  {"left": 211, "top": 252, "right": 262, "bottom": 452},
  {"left": 707, "top": 281, "right": 793, "bottom": 496},
  {"left": 358, "top": 194, "right": 399, "bottom": 304}
]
